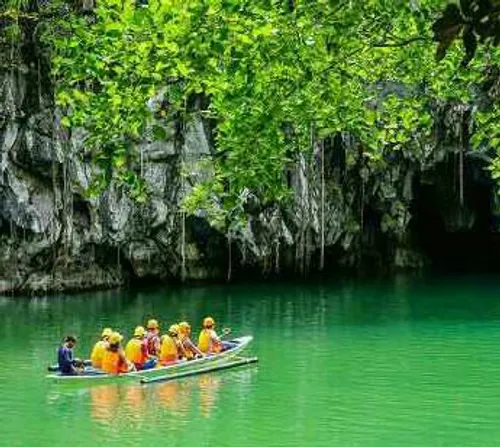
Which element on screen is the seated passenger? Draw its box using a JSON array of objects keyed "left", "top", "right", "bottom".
[
  {"left": 90, "top": 327, "right": 113, "bottom": 369},
  {"left": 198, "top": 317, "right": 234, "bottom": 354},
  {"left": 58, "top": 335, "right": 83, "bottom": 375},
  {"left": 101, "top": 332, "right": 132, "bottom": 374},
  {"left": 125, "top": 326, "right": 157, "bottom": 371},
  {"left": 146, "top": 319, "right": 161, "bottom": 356},
  {"left": 159, "top": 325, "right": 183, "bottom": 365},
  {"left": 178, "top": 321, "right": 204, "bottom": 360}
]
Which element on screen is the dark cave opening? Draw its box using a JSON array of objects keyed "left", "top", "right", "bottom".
[{"left": 411, "top": 155, "right": 500, "bottom": 272}]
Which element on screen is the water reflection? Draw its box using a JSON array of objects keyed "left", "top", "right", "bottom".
[
  {"left": 155, "top": 381, "right": 185, "bottom": 413},
  {"left": 198, "top": 374, "right": 221, "bottom": 418},
  {"left": 86, "top": 366, "right": 256, "bottom": 426},
  {"left": 90, "top": 384, "right": 120, "bottom": 422}
]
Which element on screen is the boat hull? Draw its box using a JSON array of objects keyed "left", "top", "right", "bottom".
[{"left": 47, "top": 336, "right": 252, "bottom": 383}]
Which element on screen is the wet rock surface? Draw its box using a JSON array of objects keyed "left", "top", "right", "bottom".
[{"left": 1, "top": 39, "right": 499, "bottom": 294}]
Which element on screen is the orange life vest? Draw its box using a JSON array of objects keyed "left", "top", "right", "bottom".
[
  {"left": 125, "top": 338, "right": 148, "bottom": 367},
  {"left": 101, "top": 349, "right": 128, "bottom": 374},
  {"left": 90, "top": 340, "right": 107, "bottom": 368},
  {"left": 160, "top": 335, "right": 179, "bottom": 364},
  {"left": 147, "top": 331, "right": 160, "bottom": 356},
  {"left": 198, "top": 329, "right": 222, "bottom": 354}
]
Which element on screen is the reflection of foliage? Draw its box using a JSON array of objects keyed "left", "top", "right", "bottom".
[{"left": 433, "top": 0, "right": 500, "bottom": 66}]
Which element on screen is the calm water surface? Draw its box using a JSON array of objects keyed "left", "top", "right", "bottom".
[{"left": 2, "top": 275, "right": 500, "bottom": 446}]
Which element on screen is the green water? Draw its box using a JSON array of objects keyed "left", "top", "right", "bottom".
[{"left": 2, "top": 275, "right": 500, "bottom": 446}]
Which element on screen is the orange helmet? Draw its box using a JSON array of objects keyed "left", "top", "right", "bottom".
[
  {"left": 134, "top": 326, "right": 146, "bottom": 337},
  {"left": 178, "top": 321, "right": 191, "bottom": 335},
  {"left": 109, "top": 332, "right": 123, "bottom": 345},
  {"left": 101, "top": 328, "right": 113, "bottom": 339},
  {"left": 203, "top": 317, "right": 215, "bottom": 328},
  {"left": 147, "top": 319, "right": 159, "bottom": 330}
]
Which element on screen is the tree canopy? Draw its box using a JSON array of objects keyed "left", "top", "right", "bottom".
[{"left": 5, "top": 0, "right": 500, "bottom": 230}]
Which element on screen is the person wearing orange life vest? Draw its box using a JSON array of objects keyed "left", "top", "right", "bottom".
[
  {"left": 159, "top": 325, "right": 184, "bottom": 365},
  {"left": 178, "top": 321, "right": 204, "bottom": 360},
  {"left": 146, "top": 319, "right": 161, "bottom": 356},
  {"left": 90, "top": 327, "right": 113, "bottom": 369},
  {"left": 125, "top": 326, "right": 157, "bottom": 371},
  {"left": 198, "top": 317, "right": 234, "bottom": 354},
  {"left": 101, "top": 332, "right": 133, "bottom": 374}
]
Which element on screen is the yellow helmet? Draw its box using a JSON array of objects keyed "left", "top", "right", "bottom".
[
  {"left": 134, "top": 326, "right": 146, "bottom": 337},
  {"left": 203, "top": 317, "right": 215, "bottom": 328},
  {"left": 147, "top": 319, "right": 159, "bottom": 330},
  {"left": 109, "top": 332, "right": 123, "bottom": 345},
  {"left": 101, "top": 328, "right": 113, "bottom": 339},
  {"left": 168, "top": 324, "right": 179, "bottom": 336},
  {"left": 178, "top": 321, "right": 191, "bottom": 335}
]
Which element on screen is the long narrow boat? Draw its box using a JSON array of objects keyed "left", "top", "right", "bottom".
[{"left": 46, "top": 335, "right": 252, "bottom": 383}]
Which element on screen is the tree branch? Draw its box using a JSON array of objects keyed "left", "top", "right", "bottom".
[{"left": 371, "top": 36, "right": 429, "bottom": 48}]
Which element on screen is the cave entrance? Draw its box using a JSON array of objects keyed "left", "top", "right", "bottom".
[{"left": 411, "top": 155, "right": 500, "bottom": 272}]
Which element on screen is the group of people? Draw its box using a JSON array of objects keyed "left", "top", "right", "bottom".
[{"left": 57, "top": 316, "right": 232, "bottom": 375}]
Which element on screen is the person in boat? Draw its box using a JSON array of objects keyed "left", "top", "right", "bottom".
[
  {"left": 125, "top": 326, "right": 157, "bottom": 371},
  {"left": 159, "top": 324, "right": 184, "bottom": 365},
  {"left": 198, "top": 317, "right": 235, "bottom": 354},
  {"left": 90, "top": 327, "right": 113, "bottom": 369},
  {"left": 58, "top": 335, "right": 83, "bottom": 375},
  {"left": 146, "top": 319, "right": 161, "bottom": 356},
  {"left": 178, "top": 321, "right": 204, "bottom": 360},
  {"left": 101, "top": 332, "right": 133, "bottom": 374}
]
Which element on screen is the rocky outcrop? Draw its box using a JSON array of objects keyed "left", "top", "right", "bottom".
[{"left": 1, "top": 24, "right": 499, "bottom": 294}]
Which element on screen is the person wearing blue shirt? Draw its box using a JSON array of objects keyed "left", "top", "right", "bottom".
[{"left": 57, "top": 335, "right": 80, "bottom": 375}]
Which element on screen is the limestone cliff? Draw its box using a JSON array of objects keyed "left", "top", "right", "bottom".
[{"left": 1, "top": 10, "right": 498, "bottom": 294}]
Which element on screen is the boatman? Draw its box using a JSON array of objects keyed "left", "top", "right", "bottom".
[
  {"left": 159, "top": 324, "right": 184, "bottom": 365},
  {"left": 58, "top": 335, "right": 83, "bottom": 375},
  {"left": 198, "top": 317, "right": 235, "bottom": 354},
  {"left": 146, "top": 319, "right": 161, "bottom": 356},
  {"left": 125, "top": 326, "right": 157, "bottom": 370},
  {"left": 178, "top": 321, "right": 204, "bottom": 360},
  {"left": 101, "top": 332, "right": 132, "bottom": 374},
  {"left": 90, "top": 327, "right": 113, "bottom": 369}
]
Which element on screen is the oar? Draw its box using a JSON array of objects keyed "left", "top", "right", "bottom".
[
  {"left": 221, "top": 327, "right": 232, "bottom": 338},
  {"left": 140, "top": 356, "right": 258, "bottom": 384}
]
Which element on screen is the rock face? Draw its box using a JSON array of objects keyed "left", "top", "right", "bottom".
[{"left": 1, "top": 31, "right": 499, "bottom": 295}]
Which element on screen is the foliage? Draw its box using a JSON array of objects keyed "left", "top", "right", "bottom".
[
  {"left": 41, "top": 1, "right": 449, "bottom": 223},
  {"left": 8, "top": 0, "right": 500, "bottom": 235},
  {"left": 433, "top": 0, "right": 500, "bottom": 66}
]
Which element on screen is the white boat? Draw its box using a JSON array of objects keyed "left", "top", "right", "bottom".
[{"left": 47, "top": 336, "right": 253, "bottom": 383}]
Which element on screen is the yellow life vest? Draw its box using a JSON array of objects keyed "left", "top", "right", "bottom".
[
  {"left": 125, "top": 338, "right": 146, "bottom": 365},
  {"left": 101, "top": 349, "right": 128, "bottom": 374},
  {"left": 198, "top": 329, "right": 221, "bottom": 354},
  {"left": 90, "top": 340, "right": 107, "bottom": 368},
  {"left": 160, "top": 335, "right": 178, "bottom": 363}
]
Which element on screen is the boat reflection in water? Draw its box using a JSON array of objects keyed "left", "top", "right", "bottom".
[
  {"left": 155, "top": 381, "right": 188, "bottom": 414},
  {"left": 90, "top": 384, "right": 120, "bottom": 423},
  {"left": 87, "top": 367, "right": 256, "bottom": 423},
  {"left": 198, "top": 374, "right": 221, "bottom": 418}
]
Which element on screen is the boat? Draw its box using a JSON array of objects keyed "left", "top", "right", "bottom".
[
  {"left": 46, "top": 335, "right": 253, "bottom": 383},
  {"left": 141, "top": 356, "right": 259, "bottom": 384}
]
